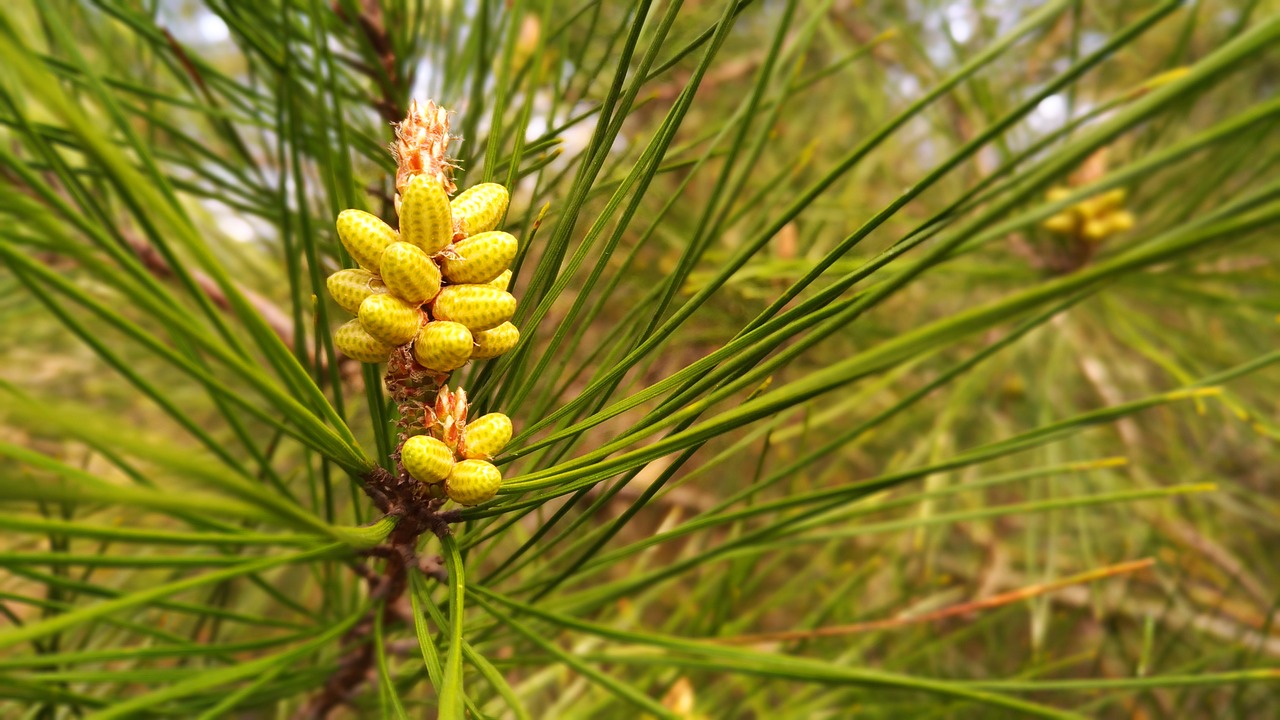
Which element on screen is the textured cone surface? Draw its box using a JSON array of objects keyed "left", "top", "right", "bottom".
[
  {"left": 334, "top": 318, "right": 394, "bottom": 363},
  {"left": 441, "top": 231, "right": 517, "bottom": 284},
  {"left": 337, "top": 209, "right": 398, "bottom": 272},
  {"left": 451, "top": 183, "right": 509, "bottom": 237},
  {"left": 471, "top": 322, "right": 519, "bottom": 359},
  {"left": 414, "top": 321, "right": 473, "bottom": 372},
  {"left": 358, "top": 294, "right": 423, "bottom": 346},
  {"left": 326, "top": 269, "right": 387, "bottom": 314},
  {"left": 399, "top": 174, "right": 453, "bottom": 254},
  {"left": 445, "top": 459, "right": 502, "bottom": 505},
  {"left": 380, "top": 242, "right": 442, "bottom": 304},
  {"left": 487, "top": 269, "right": 512, "bottom": 291},
  {"left": 402, "top": 435, "right": 455, "bottom": 484},
  {"left": 431, "top": 285, "right": 516, "bottom": 332},
  {"left": 462, "top": 413, "right": 512, "bottom": 460}
]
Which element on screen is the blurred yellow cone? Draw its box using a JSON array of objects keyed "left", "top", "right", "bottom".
[
  {"left": 1041, "top": 213, "right": 1078, "bottom": 234},
  {"left": 1104, "top": 210, "right": 1136, "bottom": 235}
]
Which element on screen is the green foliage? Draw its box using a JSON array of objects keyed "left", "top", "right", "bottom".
[{"left": 1, "top": 0, "right": 1278, "bottom": 717}]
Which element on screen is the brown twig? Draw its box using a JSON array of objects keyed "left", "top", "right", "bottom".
[
  {"left": 128, "top": 239, "right": 296, "bottom": 342},
  {"left": 160, "top": 28, "right": 212, "bottom": 98},
  {"left": 1008, "top": 231, "right": 1099, "bottom": 274},
  {"left": 649, "top": 56, "right": 762, "bottom": 103},
  {"left": 332, "top": 0, "right": 404, "bottom": 124},
  {"left": 295, "top": 320, "right": 460, "bottom": 719},
  {"left": 296, "top": 459, "right": 457, "bottom": 718},
  {"left": 295, "top": 545, "right": 419, "bottom": 719},
  {"left": 296, "top": 613, "right": 378, "bottom": 719},
  {"left": 711, "top": 558, "right": 1156, "bottom": 646},
  {"left": 127, "top": 234, "right": 370, "bottom": 384},
  {"left": 1154, "top": 517, "right": 1271, "bottom": 607}
]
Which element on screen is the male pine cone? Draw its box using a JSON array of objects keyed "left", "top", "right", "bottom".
[{"left": 326, "top": 105, "right": 520, "bottom": 373}]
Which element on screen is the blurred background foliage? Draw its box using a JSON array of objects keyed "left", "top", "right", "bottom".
[{"left": 0, "top": 0, "right": 1278, "bottom": 717}]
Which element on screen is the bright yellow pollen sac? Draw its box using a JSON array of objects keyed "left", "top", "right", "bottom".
[
  {"left": 326, "top": 268, "right": 388, "bottom": 315},
  {"left": 431, "top": 285, "right": 516, "bottom": 333},
  {"left": 358, "top": 294, "right": 423, "bottom": 346},
  {"left": 444, "top": 459, "right": 503, "bottom": 506},
  {"left": 413, "top": 321, "right": 473, "bottom": 372},
  {"left": 451, "top": 183, "right": 510, "bottom": 238},
  {"left": 336, "top": 209, "right": 398, "bottom": 272},
  {"left": 440, "top": 231, "right": 518, "bottom": 284},
  {"left": 380, "top": 242, "right": 442, "bottom": 304},
  {"left": 462, "top": 413, "right": 512, "bottom": 460},
  {"left": 487, "top": 269, "right": 513, "bottom": 291},
  {"left": 1042, "top": 186, "right": 1132, "bottom": 242},
  {"left": 333, "top": 318, "right": 394, "bottom": 363},
  {"left": 401, "top": 434, "right": 455, "bottom": 484},
  {"left": 471, "top": 322, "right": 519, "bottom": 359},
  {"left": 399, "top": 174, "right": 453, "bottom": 254}
]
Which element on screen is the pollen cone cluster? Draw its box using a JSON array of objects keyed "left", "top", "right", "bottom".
[
  {"left": 401, "top": 387, "right": 512, "bottom": 506},
  {"left": 1041, "top": 187, "right": 1135, "bottom": 244},
  {"left": 328, "top": 99, "right": 521, "bottom": 373}
]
